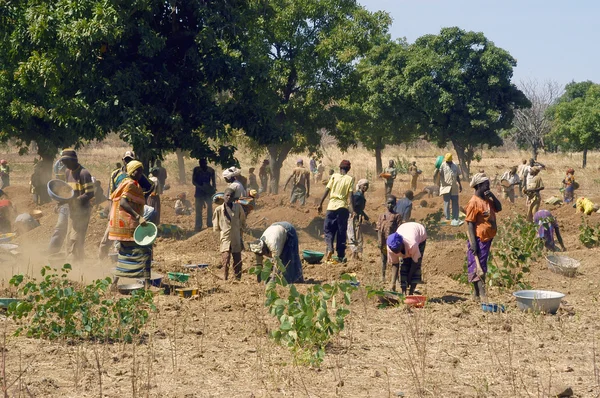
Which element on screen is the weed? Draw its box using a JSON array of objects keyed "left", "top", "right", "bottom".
[
  {"left": 249, "top": 258, "right": 357, "bottom": 366},
  {"left": 421, "top": 209, "right": 443, "bottom": 239},
  {"left": 393, "top": 155, "right": 411, "bottom": 175},
  {"left": 578, "top": 216, "right": 600, "bottom": 247},
  {"left": 7, "top": 265, "right": 155, "bottom": 342}
]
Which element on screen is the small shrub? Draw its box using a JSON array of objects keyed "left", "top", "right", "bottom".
[
  {"left": 249, "top": 259, "right": 357, "bottom": 366},
  {"left": 393, "top": 155, "right": 411, "bottom": 175},
  {"left": 579, "top": 217, "right": 600, "bottom": 247},
  {"left": 7, "top": 265, "right": 155, "bottom": 343},
  {"left": 421, "top": 209, "right": 443, "bottom": 239}
]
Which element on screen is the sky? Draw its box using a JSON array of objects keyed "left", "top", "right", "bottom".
[{"left": 358, "top": 0, "right": 599, "bottom": 88}]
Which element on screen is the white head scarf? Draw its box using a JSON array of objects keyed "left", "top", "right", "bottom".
[
  {"left": 223, "top": 167, "right": 236, "bottom": 179},
  {"left": 469, "top": 173, "right": 489, "bottom": 188},
  {"left": 356, "top": 179, "right": 369, "bottom": 191}
]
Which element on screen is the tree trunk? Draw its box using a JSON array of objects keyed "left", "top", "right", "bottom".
[
  {"left": 582, "top": 147, "right": 587, "bottom": 168},
  {"left": 37, "top": 145, "right": 57, "bottom": 204},
  {"left": 267, "top": 142, "right": 294, "bottom": 194},
  {"left": 451, "top": 141, "right": 471, "bottom": 181},
  {"left": 374, "top": 138, "right": 383, "bottom": 175},
  {"left": 531, "top": 144, "right": 538, "bottom": 161},
  {"left": 176, "top": 149, "right": 187, "bottom": 184}
]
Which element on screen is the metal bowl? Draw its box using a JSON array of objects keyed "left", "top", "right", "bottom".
[
  {"left": 117, "top": 283, "right": 144, "bottom": 295},
  {"left": 513, "top": 290, "right": 565, "bottom": 314}
]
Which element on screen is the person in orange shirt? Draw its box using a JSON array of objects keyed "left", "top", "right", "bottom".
[{"left": 465, "top": 173, "right": 502, "bottom": 302}]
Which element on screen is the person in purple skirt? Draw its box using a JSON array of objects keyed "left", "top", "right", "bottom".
[{"left": 465, "top": 173, "right": 502, "bottom": 302}]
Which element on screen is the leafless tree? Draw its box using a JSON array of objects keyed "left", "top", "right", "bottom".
[{"left": 510, "top": 79, "right": 563, "bottom": 160}]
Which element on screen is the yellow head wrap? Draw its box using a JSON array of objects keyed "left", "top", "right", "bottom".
[
  {"left": 126, "top": 160, "right": 143, "bottom": 176},
  {"left": 444, "top": 152, "right": 453, "bottom": 162}
]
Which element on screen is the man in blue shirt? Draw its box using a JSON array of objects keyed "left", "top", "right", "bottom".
[{"left": 394, "top": 190, "right": 414, "bottom": 223}]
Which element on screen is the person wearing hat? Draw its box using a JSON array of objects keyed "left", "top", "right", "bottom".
[
  {"left": 317, "top": 160, "right": 355, "bottom": 262},
  {"left": 500, "top": 166, "right": 520, "bottom": 204},
  {"left": 562, "top": 168, "right": 576, "bottom": 204},
  {"left": 223, "top": 167, "right": 246, "bottom": 200},
  {"left": 465, "top": 173, "right": 502, "bottom": 302},
  {"left": 258, "top": 159, "right": 271, "bottom": 194},
  {"left": 250, "top": 222, "right": 304, "bottom": 284},
  {"left": 108, "top": 160, "right": 153, "bottom": 286},
  {"left": 99, "top": 150, "right": 155, "bottom": 259},
  {"left": 438, "top": 153, "right": 462, "bottom": 226},
  {"left": 533, "top": 210, "right": 566, "bottom": 252},
  {"left": 0, "top": 159, "right": 10, "bottom": 188},
  {"left": 382, "top": 160, "right": 397, "bottom": 197},
  {"left": 387, "top": 222, "right": 427, "bottom": 294},
  {"left": 524, "top": 167, "right": 544, "bottom": 222},
  {"left": 48, "top": 149, "right": 95, "bottom": 261},
  {"left": 348, "top": 179, "right": 370, "bottom": 260},
  {"left": 284, "top": 159, "right": 311, "bottom": 206},
  {"left": 213, "top": 187, "right": 246, "bottom": 280},
  {"left": 192, "top": 158, "right": 217, "bottom": 232}
]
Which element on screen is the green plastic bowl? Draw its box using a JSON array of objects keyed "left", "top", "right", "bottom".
[
  {"left": 0, "top": 298, "right": 20, "bottom": 308},
  {"left": 168, "top": 272, "right": 190, "bottom": 283},
  {"left": 434, "top": 155, "right": 444, "bottom": 169},
  {"left": 134, "top": 222, "right": 157, "bottom": 246},
  {"left": 302, "top": 250, "right": 324, "bottom": 264}
]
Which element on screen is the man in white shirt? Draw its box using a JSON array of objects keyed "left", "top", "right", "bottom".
[
  {"left": 250, "top": 222, "right": 304, "bottom": 284},
  {"left": 438, "top": 153, "right": 462, "bottom": 226}
]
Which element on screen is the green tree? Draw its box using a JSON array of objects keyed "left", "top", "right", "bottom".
[
  {"left": 337, "top": 38, "right": 418, "bottom": 173},
  {"left": 404, "top": 27, "right": 530, "bottom": 178},
  {"left": 0, "top": 0, "right": 252, "bottom": 178},
  {"left": 548, "top": 81, "right": 600, "bottom": 168},
  {"left": 232, "top": 0, "right": 390, "bottom": 193},
  {"left": 0, "top": 0, "right": 114, "bottom": 171}
]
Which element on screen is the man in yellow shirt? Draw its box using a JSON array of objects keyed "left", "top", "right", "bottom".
[{"left": 317, "top": 160, "right": 355, "bottom": 262}]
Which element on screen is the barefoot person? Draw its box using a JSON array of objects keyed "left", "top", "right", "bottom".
[
  {"left": 283, "top": 159, "right": 311, "bottom": 205},
  {"left": 213, "top": 188, "right": 246, "bottom": 280},
  {"left": 50, "top": 149, "right": 95, "bottom": 261},
  {"left": 387, "top": 222, "right": 427, "bottom": 295},
  {"left": 500, "top": 166, "right": 520, "bottom": 204},
  {"left": 533, "top": 210, "right": 566, "bottom": 252},
  {"left": 317, "top": 160, "right": 354, "bottom": 262},
  {"left": 348, "top": 179, "right": 369, "bottom": 260},
  {"left": 377, "top": 195, "right": 403, "bottom": 282},
  {"left": 382, "top": 160, "right": 397, "bottom": 197},
  {"left": 108, "top": 161, "right": 153, "bottom": 285},
  {"left": 465, "top": 173, "right": 502, "bottom": 302},
  {"left": 524, "top": 166, "right": 544, "bottom": 222},
  {"left": 562, "top": 168, "right": 576, "bottom": 204},
  {"left": 250, "top": 222, "right": 304, "bottom": 284}
]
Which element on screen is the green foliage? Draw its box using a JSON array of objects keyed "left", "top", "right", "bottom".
[
  {"left": 249, "top": 259, "right": 357, "bottom": 366},
  {"left": 487, "top": 215, "right": 542, "bottom": 289},
  {"left": 548, "top": 81, "right": 600, "bottom": 167},
  {"left": 7, "top": 265, "right": 155, "bottom": 343},
  {"left": 393, "top": 155, "right": 412, "bottom": 175},
  {"left": 404, "top": 27, "right": 530, "bottom": 176},
  {"left": 421, "top": 210, "right": 443, "bottom": 239},
  {"left": 364, "top": 285, "right": 404, "bottom": 309},
  {"left": 578, "top": 217, "right": 600, "bottom": 247}
]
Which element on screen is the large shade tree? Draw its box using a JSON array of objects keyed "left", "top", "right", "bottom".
[
  {"left": 231, "top": 0, "right": 391, "bottom": 193},
  {"left": 404, "top": 27, "right": 530, "bottom": 178},
  {"left": 0, "top": 0, "right": 253, "bottom": 178},
  {"left": 337, "top": 38, "right": 418, "bottom": 173},
  {"left": 548, "top": 81, "right": 600, "bottom": 168}
]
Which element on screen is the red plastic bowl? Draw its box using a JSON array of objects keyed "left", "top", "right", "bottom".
[{"left": 405, "top": 295, "right": 426, "bottom": 308}]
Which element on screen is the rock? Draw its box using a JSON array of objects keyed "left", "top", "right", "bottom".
[
  {"left": 336, "top": 380, "right": 344, "bottom": 387},
  {"left": 564, "top": 366, "right": 574, "bottom": 372},
  {"left": 374, "top": 370, "right": 381, "bottom": 378},
  {"left": 553, "top": 386, "right": 573, "bottom": 397}
]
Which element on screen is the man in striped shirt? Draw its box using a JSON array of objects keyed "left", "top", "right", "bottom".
[{"left": 60, "top": 149, "right": 94, "bottom": 261}]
